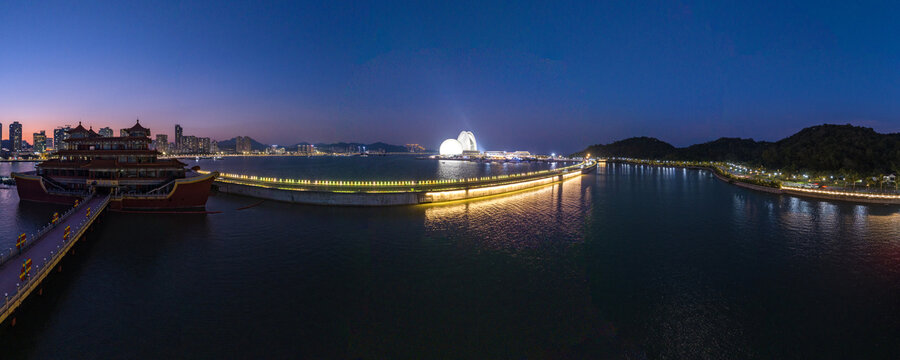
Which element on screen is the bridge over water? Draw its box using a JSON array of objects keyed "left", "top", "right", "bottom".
[{"left": 0, "top": 195, "right": 110, "bottom": 325}]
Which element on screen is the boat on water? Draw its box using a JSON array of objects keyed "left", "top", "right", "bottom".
[{"left": 12, "top": 120, "right": 217, "bottom": 210}]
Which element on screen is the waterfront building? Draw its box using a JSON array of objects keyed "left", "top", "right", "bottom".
[
  {"left": 439, "top": 130, "right": 479, "bottom": 156},
  {"left": 11, "top": 120, "right": 216, "bottom": 210},
  {"left": 32, "top": 131, "right": 47, "bottom": 153},
  {"left": 457, "top": 131, "right": 477, "bottom": 152},
  {"left": 484, "top": 150, "right": 534, "bottom": 160},
  {"left": 54, "top": 125, "right": 71, "bottom": 150},
  {"left": 297, "top": 144, "right": 316, "bottom": 153},
  {"left": 236, "top": 136, "right": 252, "bottom": 154},
  {"left": 9, "top": 121, "right": 23, "bottom": 151},
  {"left": 199, "top": 137, "right": 211, "bottom": 153},
  {"left": 210, "top": 140, "right": 218, "bottom": 153},
  {"left": 406, "top": 144, "right": 425, "bottom": 152},
  {"left": 175, "top": 124, "right": 183, "bottom": 152},
  {"left": 99, "top": 127, "right": 114, "bottom": 137},
  {"left": 439, "top": 139, "right": 463, "bottom": 156},
  {"left": 183, "top": 135, "right": 198, "bottom": 153},
  {"left": 155, "top": 134, "right": 168, "bottom": 154}
]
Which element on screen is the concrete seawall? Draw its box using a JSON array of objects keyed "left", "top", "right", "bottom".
[
  {"left": 709, "top": 170, "right": 784, "bottom": 194},
  {"left": 215, "top": 182, "right": 424, "bottom": 206},
  {"left": 780, "top": 188, "right": 900, "bottom": 205},
  {"left": 212, "top": 161, "right": 596, "bottom": 206}
]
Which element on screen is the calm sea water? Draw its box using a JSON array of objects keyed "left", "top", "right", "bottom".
[{"left": 0, "top": 159, "right": 898, "bottom": 358}]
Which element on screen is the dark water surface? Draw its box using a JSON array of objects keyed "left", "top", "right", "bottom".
[{"left": 1, "top": 161, "right": 898, "bottom": 358}]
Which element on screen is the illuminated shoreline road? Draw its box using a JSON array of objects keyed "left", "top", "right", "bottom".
[
  {"left": 203, "top": 160, "right": 598, "bottom": 206},
  {"left": 615, "top": 159, "right": 900, "bottom": 205}
]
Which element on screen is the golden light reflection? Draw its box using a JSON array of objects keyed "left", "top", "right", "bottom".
[{"left": 423, "top": 175, "right": 592, "bottom": 251}]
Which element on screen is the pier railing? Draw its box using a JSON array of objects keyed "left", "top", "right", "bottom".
[
  {"left": 1, "top": 195, "right": 110, "bottom": 319},
  {"left": 0, "top": 194, "right": 94, "bottom": 268},
  {"left": 201, "top": 160, "right": 595, "bottom": 193}
]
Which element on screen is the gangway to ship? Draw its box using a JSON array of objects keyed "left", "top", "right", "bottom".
[{"left": 0, "top": 194, "right": 110, "bottom": 325}]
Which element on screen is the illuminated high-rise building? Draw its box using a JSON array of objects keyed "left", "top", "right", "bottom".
[
  {"left": 183, "top": 135, "right": 198, "bottom": 153},
  {"left": 54, "top": 125, "right": 71, "bottom": 150},
  {"left": 175, "top": 124, "right": 183, "bottom": 152},
  {"left": 33, "top": 131, "right": 47, "bottom": 153},
  {"left": 9, "top": 121, "right": 22, "bottom": 151},
  {"left": 236, "top": 136, "right": 252, "bottom": 153},
  {"left": 99, "top": 127, "right": 114, "bottom": 137},
  {"left": 155, "top": 134, "right": 168, "bottom": 154},
  {"left": 199, "top": 137, "right": 211, "bottom": 153}
]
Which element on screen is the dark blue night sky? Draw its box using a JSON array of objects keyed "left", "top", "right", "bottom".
[{"left": 2, "top": 1, "right": 898, "bottom": 153}]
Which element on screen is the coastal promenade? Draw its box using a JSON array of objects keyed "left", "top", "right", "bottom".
[
  {"left": 615, "top": 159, "right": 900, "bottom": 205},
  {"left": 0, "top": 195, "right": 109, "bottom": 325},
  {"left": 204, "top": 160, "right": 597, "bottom": 206}
]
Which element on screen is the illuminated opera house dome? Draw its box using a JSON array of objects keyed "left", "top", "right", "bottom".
[
  {"left": 439, "top": 139, "right": 463, "bottom": 156},
  {"left": 439, "top": 130, "right": 478, "bottom": 156}
]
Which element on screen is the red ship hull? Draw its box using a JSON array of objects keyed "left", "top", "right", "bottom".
[{"left": 12, "top": 172, "right": 217, "bottom": 210}]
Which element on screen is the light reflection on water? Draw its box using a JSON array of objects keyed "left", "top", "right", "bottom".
[
  {"left": 0, "top": 160, "right": 898, "bottom": 358},
  {"left": 424, "top": 175, "right": 591, "bottom": 252}
]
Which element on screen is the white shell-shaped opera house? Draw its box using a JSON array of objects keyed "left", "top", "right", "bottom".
[
  {"left": 457, "top": 131, "right": 477, "bottom": 152},
  {"left": 439, "top": 130, "right": 478, "bottom": 156},
  {"left": 439, "top": 139, "right": 463, "bottom": 156}
]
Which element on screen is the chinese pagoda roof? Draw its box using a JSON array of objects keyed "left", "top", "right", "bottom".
[
  {"left": 65, "top": 136, "right": 151, "bottom": 143},
  {"left": 66, "top": 122, "right": 93, "bottom": 135},
  {"left": 125, "top": 119, "right": 150, "bottom": 133}
]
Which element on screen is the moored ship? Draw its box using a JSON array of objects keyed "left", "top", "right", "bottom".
[{"left": 12, "top": 120, "right": 216, "bottom": 210}]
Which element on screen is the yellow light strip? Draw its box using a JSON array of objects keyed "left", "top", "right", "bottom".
[
  {"left": 782, "top": 186, "right": 900, "bottom": 199},
  {"left": 204, "top": 160, "right": 593, "bottom": 189}
]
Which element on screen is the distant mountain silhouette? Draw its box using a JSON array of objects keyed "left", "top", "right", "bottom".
[
  {"left": 581, "top": 136, "right": 676, "bottom": 160},
  {"left": 575, "top": 124, "right": 900, "bottom": 174},
  {"left": 216, "top": 137, "right": 268, "bottom": 151}
]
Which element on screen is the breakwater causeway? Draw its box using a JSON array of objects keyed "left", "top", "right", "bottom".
[{"left": 204, "top": 160, "right": 598, "bottom": 205}]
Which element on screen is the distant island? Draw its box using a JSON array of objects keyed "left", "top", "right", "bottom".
[{"left": 575, "top": 124, "right": 900, "bottom": 175}]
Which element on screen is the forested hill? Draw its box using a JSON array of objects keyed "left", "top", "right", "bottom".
[
  {"left": 575, "top": 124, "right": 900, "bottom": 174},
  {"left": 217, "top": 137, "right": 269, "bottom": 151}
]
